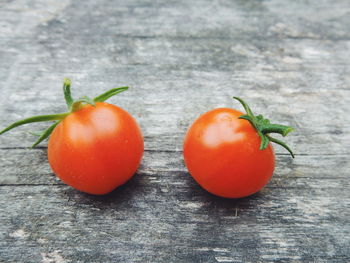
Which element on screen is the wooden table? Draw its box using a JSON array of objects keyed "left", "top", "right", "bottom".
[{"left": 1, "top": 1, "right": 349, "bottom": 262}]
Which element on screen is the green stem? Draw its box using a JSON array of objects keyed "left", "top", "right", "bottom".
[
  {"left": 0, "top": 113, "right": 68, "bottom": 135},
  {"left": 233, "top": 97, "right": 254, "bottom": 117},
  {"left": 0, "top": 79, "right": 129, "bottom": 147},
  {"left": 63, "top": 78, "right": 73, "bottom": 108},
  {"left": 233, "top": 97, "right": 294, "bottom": 158},
  {"left": 31, "top": 121, "right": 60, "bottom": 148},
  {"left": 94, "top": 87, "right": 128, "bottom": 102},
  {"left": 266, "top": 135, "right": 295, "bottom": 158}
]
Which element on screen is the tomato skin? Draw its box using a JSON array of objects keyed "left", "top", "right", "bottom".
[
  {"left": 183, "top": 108, "right": 275, "bottom": 198},
  {"left": 48, "top": 102, "right": 143, "bottom": 195}
]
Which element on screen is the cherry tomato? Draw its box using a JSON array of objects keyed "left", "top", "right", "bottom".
[
  {"left": 183, "top": 98, "right": 293, "bottom": 198},
  {"left": 48, "top": 102, "right": 143, "bottom": 195},
  {"left": 0, "top": 79, "right": 143, "bottom": 195}
]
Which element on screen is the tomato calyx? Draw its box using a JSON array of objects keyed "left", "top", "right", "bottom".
[
  {"left": 0, "top": 78, "right": 129, "bottom": 148},
  {"left": 233, "top": 97, "right": 295, "bottom": 158},
  {"left": 63, "top": 78, "right": 128, "bottom": 113}
]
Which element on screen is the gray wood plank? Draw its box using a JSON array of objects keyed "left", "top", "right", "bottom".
[
  {"left": 0, "top": 181, "right": 349, "bottom": 262},
  {"left": 1, "top": 32, "right": 350, "bottom": 154},
  {"left": 0, "top": 150, "right": 349, "bottom": 262},
  {"left": 2, "top": 0, "right": 349, "bottom": 40},
  {"left": 0, "top": 0, "right": 349, "bottom": 262},
  {"left": 1, "top": 149, "right": 349, "bottom": 185}
]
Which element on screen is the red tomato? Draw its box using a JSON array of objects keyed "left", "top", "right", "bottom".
[
  {"left": 0, "top": 79, "right": 143, "bottom": 195},
  {"left": 48, "top": 102, "right": 144, "bottom": 195},
  {"left": 183, "top": 108, "right": 275, "bottom": 198}
]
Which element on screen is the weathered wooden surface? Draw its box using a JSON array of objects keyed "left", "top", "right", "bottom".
[{"left": 0, "top": 0, "right": 349, "bottom": 262}]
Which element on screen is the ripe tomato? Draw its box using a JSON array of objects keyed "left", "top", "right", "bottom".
[
  {"left": 0, "top": 79, "right": 143, "bottom": 195},
  {"left": 48, "top": 102, "right": 143, "bottom": 195},
  {"left": 183, "top": 98, "right": 293, "bottom": 198}
]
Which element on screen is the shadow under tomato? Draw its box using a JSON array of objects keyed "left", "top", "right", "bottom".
[
  {"left": 62, "top": 173, "right": 144, "bottom": 209},
  {"left": 184, "top": 172, "right": 264, "bottom": 212}
]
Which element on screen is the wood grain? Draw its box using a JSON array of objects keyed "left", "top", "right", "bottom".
[{"left": 0, "top": 0, "right": 349, "bottom": 262}]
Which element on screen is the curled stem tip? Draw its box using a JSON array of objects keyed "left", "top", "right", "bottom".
[{"left": 63, "top": 78, "right": 71, "bottom": 86}]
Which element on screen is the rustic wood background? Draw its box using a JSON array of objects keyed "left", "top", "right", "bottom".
[{"left": 1, "top": 0, "right": 349, "bottom": 262}]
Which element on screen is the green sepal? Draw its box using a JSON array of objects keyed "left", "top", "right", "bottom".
[
  {"left": 31, "top": 121, "right": 60, "bottom": 148},
  {"left": 94, "top": 87, "right": 129, "bottom": 102},
  {"left": 239, "top": 114, "right": 257, "bottom": 130},
  {"left": 0, "top": 113, "right": 68, "bottom": 135},
  {"left": 259, "top": 134, "right": 270, "bottom": 150},
  {"left": 261, "top": 124, "right": 293, "bottom": 137},
  {"left": 30, "top": 131, "right": 45, "bottom": 137},
  {"left": 239, "top": 114, "right": 252, "bottom": 122},
  {"left": 233, "top": 97, "right": 254, "bottom": 117},
  {"left": 0, "top": 79, "right": 129, "bottom": 147},
  {"left": 266, "top": 135, "right": 295, "bottom": 158},
  {"left": 233, "top": 97, "right": 294, "bottom": 158}
]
